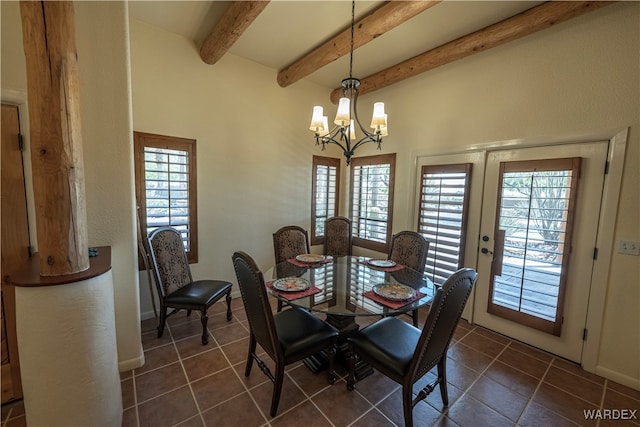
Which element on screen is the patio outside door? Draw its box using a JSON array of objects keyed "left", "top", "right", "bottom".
[{"left": 473, "top": 142, "right": 609, "bottom": 362}]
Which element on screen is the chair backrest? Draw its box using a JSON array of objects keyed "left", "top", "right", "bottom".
[
  {"left": 388, "top": 231, "right": 429, "bottom": 274},
  {"left": 147, "top": 226, "right": 194, "bottom": 298},
  {"left": 273, "top": 225, "right": 310, "bottom": 263},
  {"left": 232, "top": 251, "right": 281, "bottom": 362},
  {"left": 324, "top": 216, "right": 352, "bottom": 256},
  {"left": 410, "top": 268, "right": 477, "bottom": 381}
]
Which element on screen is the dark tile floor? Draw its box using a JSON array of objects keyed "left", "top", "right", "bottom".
[{"left": 2, "top": 297, "right": 639, "bottom": 427}]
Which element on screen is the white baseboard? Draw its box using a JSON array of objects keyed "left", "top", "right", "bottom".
[
  {"left": 596, "top": 365, "right": 640, "bottom": 391},
  {"left": 118, "top": 352, "right": 145, "bottom": 372},
  {"left": 140, "top": 309, "right": 156, "bottom": 321}
]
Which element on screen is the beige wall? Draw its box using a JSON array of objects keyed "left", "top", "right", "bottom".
[
  {"left": 377, "top": 2, "right": 639, "bottom": 386},
  {"left": 1, "top": 1, "right": 143, "bottom": 370},
  {"left": 2, "top": 0, "right": 637, "bottom": 388},
  {"left": 130, "top": 19, "right": 343, "bottom": 314},
  {"left": 129, "top": 2, "right": 638, "bottom": 388}
]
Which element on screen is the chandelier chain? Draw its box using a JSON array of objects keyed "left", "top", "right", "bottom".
[{"left": 349, "top": 0, "right": 355, "bottom": 80}]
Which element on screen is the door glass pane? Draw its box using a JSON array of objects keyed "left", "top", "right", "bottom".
[{"left": 488, "top": 158, "right": 581, "bottom": 336}]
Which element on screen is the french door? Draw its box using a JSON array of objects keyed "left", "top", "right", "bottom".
[
  {"left": 416, "top": 142, "right": 608, "bottom": 362},
  {"left": 474, "top": 142, "right": 608, "bottom": 362}
]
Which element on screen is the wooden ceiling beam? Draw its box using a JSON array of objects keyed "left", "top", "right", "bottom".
[
  {"left": 277, "top": 1, "right": 441, "bottom": 88},
  {"left": 199, "top": 1, "right": 270, "bottom": 65},
  {"left": 330, "top": 1, "right": 615, "bottom": 103}
]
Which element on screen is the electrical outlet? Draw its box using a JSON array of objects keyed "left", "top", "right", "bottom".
[{"left": 617, "top": 240, "right": 640, "bottom": 256}]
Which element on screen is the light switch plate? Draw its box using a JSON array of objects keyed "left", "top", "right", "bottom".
[{"left": 617, "top": 240, "right": 640, "bottom": 256}]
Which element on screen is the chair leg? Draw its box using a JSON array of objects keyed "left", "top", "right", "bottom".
[
  {"left": 412, "top": 309, "right": 419, "bottom": 327},
  {"left": 270, "top": 364, "right": 285, "bottom": 417},
  {"left": 327, "top": 344, "right": 337, "bottom": 385},
  {"left": 157, "top": 305, "right": 167, "bottom": 338},
  {"left": 245, "top": 335, "right": 257, "bottom": 377},
  {"left": 437, "top": 358, "right": 449, "bottom": 406},
  {"left": 402, "top": 385, "right": 414, "bottom": 427},
  {"left": 187, "top": 310, "right": 192, "bottom": 317},
  {"left": 225, "top": 291, "right": 232, "bottom": 321},
  {"left": 200, "top": 309, "right": 209, "bottom": 345}
]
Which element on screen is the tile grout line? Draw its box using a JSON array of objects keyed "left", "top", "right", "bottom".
[
  {"left": 595, "top": 378, "right": 609, "bottom": 427},
  {"left": 132, "top": 370, "right": 140, "bottom": 427},
  {"left": 170, "top": 320, "right": 215, "bottom": 426},
  {"left": 513, "top": 346, "right": 553, "bottom": 427},
  {"left": 194, "top": 313, "right": 265, "bottom": 424},
  {"left": 513, "top": 354, "right": 582, "bottom": 427},
  {"left": 444, "top": 336, "right": 514, "bottom": 423},
  {"left": 215, "top": 329, "right": 271, "bottom": 426},
  {"left": 351, "top": 385, "right": 400, "bottom": 426},
  {"left": 283, "top": 368, "right": 337, "bottom": 426}
]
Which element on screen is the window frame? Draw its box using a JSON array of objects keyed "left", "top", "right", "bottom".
[
  {"left": 134, "top": 131, "right": 198, "bottom": 264},
  {"left": 349, "top": 153, "right": 396, "bottom": 253},
  {"left": 311, "top": 155, "right": 341, "bottom": 245}
]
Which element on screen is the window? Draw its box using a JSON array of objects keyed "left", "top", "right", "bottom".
[
  {"left": 311, "top": 155, "right": 340, "bottom": 245},
  {"left": 134, "top": 132, "right": 198, "bottom": 263},
  {"left": 418, "top": 164, "right": 472, "bottom": 286},
  {"left": 350, "top": 153, "right": 396, "bottom": 253}
]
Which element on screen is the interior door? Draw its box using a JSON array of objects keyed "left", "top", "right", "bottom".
[
  {"left": 1, "top": 103, "right": 30, "bottom": 403},
  {"left": 473, "top": 142, "right": 608, "bottom": 362}
]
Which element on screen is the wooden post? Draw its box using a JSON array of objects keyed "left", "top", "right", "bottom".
[{"left": 19, "top": 1, "right": 89, "bottom": 276}]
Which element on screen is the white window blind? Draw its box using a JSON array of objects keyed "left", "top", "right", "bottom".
[
  {"left": 144, "top": 147, "right": 192, "bottom": 250},
  {"left": 418, "top": 164, "right": 472, "bottom": 286},
  {"left": 311, "top": 156, "right": 340, "bottom": 245}
]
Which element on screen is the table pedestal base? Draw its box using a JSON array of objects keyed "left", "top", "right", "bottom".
[{"left": 303, "top": 313, "right": 374, "bottom": 380}]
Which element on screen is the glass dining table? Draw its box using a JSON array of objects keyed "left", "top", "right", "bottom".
[{"left": 264, "top": 255, "right": 436, "bottom": 379}]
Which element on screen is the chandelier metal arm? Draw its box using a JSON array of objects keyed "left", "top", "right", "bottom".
[{"left": 315, "top": 132, "right": 348, "bottom": 155}]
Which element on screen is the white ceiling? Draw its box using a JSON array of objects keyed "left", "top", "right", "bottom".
[{"left": 128, "top": 1, "right": 543, "bottom": 89}]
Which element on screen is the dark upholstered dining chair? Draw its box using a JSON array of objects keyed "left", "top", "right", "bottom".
[
  {"left": 346, "top": 268, "right": 477, "bottom": 427},
  {"left": 147, "top": 226, "right": 232, "bottom": 345},
  {"left": 388, "top": 230, "right": 430, "bottom": 274},
  {"left": 272, "top": 225, "right": 310, "bottom": 264},
  {"left": 272, "top": 225, "right": 310, "bottom": 311},
  {"left": 323, "top": 216, "right": 352, "bottom": 256},
  {"left": 232, "top": 251, "right": 338, "bottom": 417},
  {"left": 388, "top": 230, "right": 430, "bottom": 326}
]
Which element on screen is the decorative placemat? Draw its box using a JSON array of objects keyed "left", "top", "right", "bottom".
[
  {"left": 287, "top": 257, "right": 332, "bottom": 268},
  {"left": 266, "top": 281, "right": 322, "bottom": 301},
  {"left": 363, "top": 289, "right": 425, "bottom": 309},
  {"left": 359, "top": 259, "right": 406, "bottom": 272}
]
